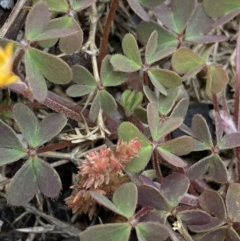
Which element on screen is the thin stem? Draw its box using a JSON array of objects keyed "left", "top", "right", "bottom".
[
  {"left": 98, "top": 0, "right": 120, "bottom": 69},
  {"left": 152, "top": 149, "right": 163, "bottom": 183},
  {"left": 37, "top": 141, "right": 72, "bottom": 154}
]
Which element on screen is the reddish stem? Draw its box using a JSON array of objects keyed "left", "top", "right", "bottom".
[
  {"left": 152, "top": 149, "right": 163, "bottom": 183},
  {"left": 98, "top": 0, "right": 120, "bottom": 69},
  {"left": 37, "top": 141, "right": 72, "bottom": 154}
]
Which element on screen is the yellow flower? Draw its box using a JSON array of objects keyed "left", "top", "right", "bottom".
[{"left": 0, "top": 42, "right": 19, "bottom": 87}]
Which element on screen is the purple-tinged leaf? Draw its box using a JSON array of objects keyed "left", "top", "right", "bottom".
[
  {"left": 203, "top": 0, "right": 240, "bottom": 18},
  {"left": 136, "top": 222, "right": 169, "bottom": 241},
  {"left": 7, "top": 159, "right": 37, "bottom": 206},
  {"left": 13, "top": 103, "right": 40, "bottom": 148},
  {"left": 139, "top": 210, "right": 167, "bottom": 224},
  {"left": 99, "top": 90, "right": 117, "bottom": 114},
  {"left": 186, "top": 5, "right": 213, "bottom": 39},
  {"left": 118, "top": 122, "right": 152, "bottom": 172},
  {"left": 89, "top": 92, "right": 100, "bottom": 122},
  {"left": 25, "top": 49, "right": 47, "bottom": 102},
  {"left": 27, "top": 48, "right": 72, "bottom": 84},
  {"left": 158, "top": 149, "right": 186, "bottom": 167},
  {"left": 198, "top": 227, "right": 227, "bottom": 241},
  {"left": 148, "top": 68, "right": 182, "bottom": 95},
  {"left": 70, "top": 0, "right": 96, "bottom": 11},
  {"left": 170, "top": 98, "right": 189, "bottom": 119},
  {"left": 90, "top": 191, "right": 125, "bottom": 216},
  {"left": 187, "top": 35, "right": 228, "bottom": 44},
  {"left": 215, "top": 111, "right": 224, "bottom": 143},
  {"left": 192, "top": 114, "right": 213, "bottom": 148},
  {"left": 143, "top": 86, "right": 158, "bottom": 105},
  {"left": 122, "top": 33, "right": 141, "bottom": 66},
  {"left": 101, "top": 56, "right": 126, "bottom": 87},
  {"left": 189, "top": 217, "right": 224, "bottom": 233},
  {"left": 66, "top": 84, "right": 95, "bottom": 97},
  {"left": 160, "top": 173, "right": 189, "bottom": 207},
  {"left": 186, "top": 155, "right": 211, "bottom": 180},
  {"left": 138, "top": 185, "right": 171, "bottom": 211},
  {"left": 0, "top": 148, "right": 26, "bottom": 166},
  {"left": 178, "top": 210, "right": 211, "bottom": 225},
  {"left": 25, "top": 2, "right": 50, "bottom": 41},
  {"left": 137, "top": 0, "right": 165, "bottom": 8},
  {"left": 0, "top": 120, "right": 25, "bottom": 151},
  {"left": 41, "top": 0, "right": 68, "bottom": 12},
  {"left": 79, "top": 223, "right": 131, "bottom": 241},
  {"left": 110, "top": 54, "right": 142, "bottom": 73},
  {"left": 33, "top": 156, "right": 61, "bottom": 198},
  {"left": 213, "top": 9, "right": 240, "bottom": 27},
  {"left": 72, "top": 65, "right": 96, "bottom": 86},
  {"left": 126, "top": 0, "right": 149, "bottom": 21},
  {"left": 182, "top": 65, "right": 205, "bottom": 81},
  {"left": 147, "top": 103, "right": 161, "bottom": 141},
  {"left": 137, "top": 22, "right": 178, "bottom": 50},
  {"left": 226, "top": 183, "right": 240, "bottom": 222},
  {"left": 172, "top": 47, "right": 205, "bottom": 75},
  {"left": 199, "top": 44, "right": 215, "bottom": 62},
  {"left": 38, "top": 113, "right": 67, "bottom": 146},
  {"left": 218, "top": 133, "right": 240, "bottom": 150},
  {"left": 206, "top": 64, "right": 229, "bottom": 94},
  {"left": 158, "top": 136, "right": 194, "bottom": 156},
  {"left": 227, "top": 227, "right": 240, "bottom": 241},
  {"left": 199, "top": 189, "right": 226, "bottom": 220},
  {"left": 113, "top": 183, "right": 137, "bottom": 219},
  {"left": 208, "top": 155, "right": 228, "bottom": 183}
]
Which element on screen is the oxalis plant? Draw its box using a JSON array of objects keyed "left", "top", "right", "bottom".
[{"left": 1, "top": 0, "right": 240, "bottom": 240}]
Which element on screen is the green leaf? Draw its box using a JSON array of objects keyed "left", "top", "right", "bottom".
[
  {"left": 113, "top": 183, "right": 137, "bottom": 219},
  {"left": 218, "top": 133, "right": 240, "bottom": 150},
  {"left": 172, "top": 47, "right": 205, "bottom": 74},
  {"left": 27, "top": 48, "right": 72, "bottom": 84},
  {"left": 80, "top": 223, "right": 131, "bottom": 241},
  {"left": 118, "top": 122, "right": 152, "bottom": 172},
  {"left": 126, "top": 0, "right": 149, "bottom": 21},
  {"left": 0, "top": 148, "right": 26, "bottom": 166},
  {"left": 25, "top": 49, "right": 48, "bottom": 102},
  {"left": 134, "top": 107, "right": 148, "bottom": 124},
  {"left": 203, "top": 0, "right": 240, "bottom": 18},
  {"left": 0, "top": 120, "right": 26, "bottom": 151},
  {"left": 170, "top": 98, "right": 189, "bottom": 118},
  {"left": 136, "top": 222, "right": 169, "bottom": 241},
  {"left": 158, "top": 149, "right": 187, "bottom": 167},
  {"left": 226, "top": 183, "right": 240, "bottom": 222},
  {"left": 72, "top": 65, "right": 96, "bottom": 86},
  {"left": 66, "top": 84, "right": 95, "bottom": 97},
  {"left": 137, "top": 0, "right": 165, "bottom": 8},
  {"left": 25, "top": 2, "right": 50, "bottom": 41},
  {"left": 137, "top": 21, "right": 178, "bottom": 50},
  {"left": 110, "top": 54, "right": 142, "bottom": 73},
  {"left": 38, "top": 113, "right": 67, "bottom": 146},
  {"left": 7, "top": 157, "right": 61, "bottom": 206},
  {"left": 143, "top": 86, "right": 158, "bottom": 104},
  {"left": 159, "top": 136, "right": 194, "bottom": 156},
  {"left": 122, "top": 33, "right": 142, "bottom": 66},
  {"left": 192, "top": 114, "right": 213, "bottom": 148},
  {"left": 89, "top": 92, "right": 101, "bottom": 122},
  {"left": 147, "top": 103, "right": 161, "bottom": 141},
  {"left": 99, "top": 90, "right": 117, "bottom": 114},
  {"left": 160, "top": 173, "right": 189, "bottom": 207},
  {"left": 206, "top": 64, "right": 228, "bottom": 94},
  {"left": 148, "top": 68, "right": 182, "bottom": 95},
  {"left": 41, "top": 0, "right": 68, "bottom": 12},
  {"left": 13, "top": 103, "right": 40, "bottom": 148},
  {"left": 70, "top": 0, "right": 96, "bottom": 11},
  {"left": 101, "top": 56, "right": 126, "bottom": 87}
]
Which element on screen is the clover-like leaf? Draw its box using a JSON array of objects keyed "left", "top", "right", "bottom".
[
  {"left": 80, "top": 223, "right": 131, "bottom": 241},
  {"left": 192, "top": 114, "right": 213, "bottom": 148},
  {"left": 138, "top": 185, "right": 171, "bottom": 211},
  {"left": 72, "top": 65, "right": 96, "bottom": 86},
  {"left": 158, "top": 149, "right": 186, "bottom": 167},
  {"left": 89, "top": 92, "right": 101, "bottom": 122},
  {"left": 25, "top": 2, "right": 50, "bottom": 41},
  {"left": 218, "top": 133, "right": 240, "bottom": 150},
  {"left": 199, "top": 189, "right": 226, "bottom": 220},
  {"left": 148, "top": 68, "right": 181, "bottom": 95},
  {"left": 40, "top": 0, "right": 68, "bottom": 12},
  {"left": 13, "top": 103, "right": 40, "bottom": 148},
  {"left": 136, "top": 222, "right": 169, "bottom": 241},
  {"left": 126, "top": 0, "right": 149, "bottom": 21},
  {"left": 158, "top": 136, "right": 194, "bottom": 156},
  {"left": 147, "top": 103, "right": 161, "bottom": 141},
  {"left": 206, "top": 64, "right": 228, "bottom": 94},
  {"left": 118, "top": 122, "right": 152, "bottom": 172},
  {"left": 101, "top": 56, "right": 126, "bottom": 87},
  {"left": 70, "top": 0, "right": 96, "bottom": 11},
  {"left": 7, "top": 156, "right": 61, "bottom": 206},
  {"left": 160, "top": 173, "right": 190, "bottom": 207},
  {"left": 26, "top": 48, "right": 72, "bottom": 85},
  {"left": 170, "top": 98, "right": 189, "bottom": 119},
  {"left": 112, "top": 183, "right": 137, "bottom": 219},
  {"left": 99, "top": 90, "right": 117, "bottom": 114},
  {"left": 226, "top": 183, "right": 240, "bottom": 222},
  {"left": 0, "top": 148, "right": 26, "bottom": 166},
  {"left": 172, "top": 47, "right": 205, "bottom": 75},
  {"left": 203, "top": 0, "right": 240, "bottom": 18}
]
